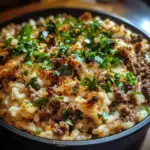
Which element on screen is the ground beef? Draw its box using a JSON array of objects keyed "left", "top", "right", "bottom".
[
  {"left": 52, "top": 121, "right": 69, "bottom": 136},
  {"left": 28, "top": 85, "right": 40, "bottom": 101},
  {"left": 39, "top": 101, "right": 54, "bottom": 120},
  {"left": 68, "top": 57, "right": 82, "bottom": 72},
  {"left": 66, "top": 103, "right": 76, "bottom": 114},
  {"left": 54, "top": 56, "right": 67, "bottom": 68},
  {"left": 79, "top": 12, "right": 92, "bottom": 21},
  {"left": 119, "top": 49, "right": 132, "bottom": 69},
  {"left": 0, "top": 50, "right": 9, "bottom": 65},
  {"left": 120, "top": 103, "right": 136, "bottom": 122},
  {"left": 142, "top": 79, "right": 150, "bottom": 101},
  {"left": 130, "top": 50, "right": 150, "bottom": 80},
  {"left": 131, "top": 34, "right": 143, "bottom": 44},
  {"left": 135, "top": 42, "right": 142, "bottom": 53},
  {"left": 114, "top": 88, "right": 130, "bottom": 102},
  {"left": 51, "top": 102, "right": 67, "bottom": 121},
  {"left": 46, "top": 33, "right": 56, "bottom": 47},
  {"left": 47, "top": 87, "right": 55, "bottom": 97},
  {"left": 39, "top": 99, "right": 61, "bottom": 121}
]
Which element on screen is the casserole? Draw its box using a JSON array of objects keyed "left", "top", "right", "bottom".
[{"left": 0, "top": 7, "right": 150, "bottom": 150}]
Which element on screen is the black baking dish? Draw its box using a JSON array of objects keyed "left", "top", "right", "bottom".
[{"left": 0, "top": 7, "right": 150, "bottom": 150}]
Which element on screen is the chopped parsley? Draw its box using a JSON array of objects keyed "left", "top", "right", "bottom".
[
  {"left": 99, "top": 57, "right": 121, "bottom": 69},
  {"left": 33, "top": 98, "right": 48, "bottom": 109},
  {"left": 126, "top": 72, "right": 136, "bottom": 85},
  {"left": 62, "top": 109, "right": 69, "bottom": 120},
  {"left": 76, "top": 111, "right": 83, "bottom": 120},
  {"left": 35, "top": 126, "right": 41, "bottom": 135},
  {"left": 23, "top": 70, "right": 28, "bottom": 76},
  {"left": 142, "top": 106, "right": 150, "bottom": 114},
  {"left": 51, "top": 95, "right": 64, "bottom": 101},
  {"left": 97, "top": 112, "right": 108, "bottom": 121},
  {"left": 46, "top": 20, "right": 56, "bottom": 33},
  {"left": 41, "top": 60, "right": 52, "bottom": 70},
  {"left": 21, "top": 24, "right": 33, "bottom": 37},
  {"left": 81, "top": 75, "right": 98, "bottom": 91},
  {"left": 27, "top": 77, "right": 40, "bottom": 90},
  {"left": 72, "top": 86, "right": 78, "bottom": 93},
  {"left": 62, "top": 109, "right": 74, "bottom": 126},
  {"left": 58, "top": 43, "right": 69, "bottom": 56},
  {"left": 114, "top": 73, "right": 125, "bottom": 91},
  {"left": 56, "top": 64, "right": 72, "bottom": 76},
  {"left": 12, "top": 24, "right": 38, "bottom": 56},
  {"left": 53, "top": 70, "right": 60, "bottom": 76},
  {"left": 5, "top": 38, "right": 12, "bottom": 48},
  {"left": 101, "top": 79, "right": 112, "bottom": 93},
  {"left": 129, "top": 91, "right": 142, "bottom": 95},
  {"left": 24, "top": 60, "right": 32, "bottom": 66},
  {"left": 66, "top": 119, "right": 73, "bottom": 126}
]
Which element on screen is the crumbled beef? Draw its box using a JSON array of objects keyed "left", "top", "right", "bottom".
[
  {"left": 53, "top": 121, "right": 69, "bottom": 136},
  {"left": 131, "top": 34, "right": 143, "bottom": 44},
  {"left": 39, "top": 99, "right": 62, "bottom": 121},
  {"left": 142, "top": 79, "right": 150, "bottom": 101},
  {"left": 59, "top": 24, "right": 70, "bottom": 32},
  {"left": 79, "top": 12, "right": 92, "bottom": 21},
  {"left": 124, "top": 84, "right": 133, "bottom": 91},
  {"left": 68, "top": 58, "right": 82, "bottom": 72},
  {"left": 51, "top": 102, "right": 67, "bottom": 121},
  {"left": 47, "top": 87, "right": 55, "bottom": 97},
  {"left": 66, "top": 103, "right": 76, "bottom": 114},
  {"left": 0, "top": 42, "right": 5, "bottom": 48},
  {"left": 98, "top": 73, "right": 106, "bottom": 83},
  {"left": 46, "top": 34, "right": 56, "bottom": 47},
  {"left": 114, "top": 88, "right": 130, "bottom": 102},
  {"left": 135, "top": 42, "right": 142, "bottom": 53},
  {"left": 0, "top": 50, "right": 10, "bottom": 65},
  {"left": 131, "top": 52, "right": 150, "bottom": 80},
  {"left": 28, "top": 85, "right": 40, "bottom": 101},
  {"left": 119, "top": 49, "right": 132, "bottom": 68},
  {"left": 39, "top": 101, "right": 54, "bottom": 120},
  {"left": 54, "top": 57, "right": 67, "bottom": 68},
  {"left": 120, "top": 103, "right": 136, "bottom": 122}
]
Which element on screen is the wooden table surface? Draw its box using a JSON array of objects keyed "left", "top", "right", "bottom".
[{"left": 0, "top": 0, "right": 149, "bottom": 150}]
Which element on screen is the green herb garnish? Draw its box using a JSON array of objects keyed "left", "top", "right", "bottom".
[
  {"left": 81, "top": 75, "right": 98, "bottom": 91},
  {"left": 56, "top": 64, "right": 72, "bottom": 76},
  {"left": 97, "top": 112, "right": 108, "bottom": 121},
  {"left": 101, "top": 79, "right": 113, "bottom": 93},
  {"left": 51, "top": 95, "right": 64, "bottom": 101},
  {"left": 62, "top": 109, "right": 69, "bottom": 120},
  {"left": 33, "top": 98, "right": 48, "bottom": 109},
  {"left": 12, "top": 25, "right": 38, "bottom": 55},
  {"left": 41, "top": 60, "right": 52, "bottom": 70},
  {"left": 72, "top": 87, "right": 78, "bottom": 93},
  {"left": 35, "top": 126, "right": 41, "bottom": 135},
  {"left": 66, "top": 119, "right": 73, "bottom": 126},
  {"left": 129, "top": 91, "right": 142, "bottom": 95},
  {"left": 126, "top": 72, "right": 136, "bottom": 85},
  {"left": 5, "top": 38, "right": 12, "bottom": 48},
  {"left": 27, "top": 77, "right": 40, "bottom": 90},
  {"left": 23, "top": 70, "right": 28, "bottom": 76}
]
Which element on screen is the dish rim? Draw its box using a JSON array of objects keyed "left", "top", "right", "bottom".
[{"left": 0, "top": 7, "right": 150, "bottom": 146}]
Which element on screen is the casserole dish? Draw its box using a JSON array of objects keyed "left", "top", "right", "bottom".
[{"left": 0, "top": 7, "right": 150, "bottom": 150}]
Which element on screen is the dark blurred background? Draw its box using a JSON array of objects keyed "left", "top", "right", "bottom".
[
  {"left": 0, "top": 0, "right": 40, "bottom": 12},
  {"left": 0, "top": 0, "right": 149, "bottom": 12}
]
